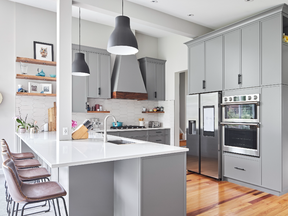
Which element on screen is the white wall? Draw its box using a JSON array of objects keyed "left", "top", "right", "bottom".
[
  {"left": 135, "top": 32, "right": 158, "bottom": 59},
  {"left": 158, "top": 34, "right": 191, "bottom": 101},
  {"left": 0, "top": 0, "right": 15, "bottom": 167}
]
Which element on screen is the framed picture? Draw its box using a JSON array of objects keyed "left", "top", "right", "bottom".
[
  {"left": 41, "top": 83, "right": 52, "bottom": 94},
  {"left": 33, "top": 41, "right": 54, "bottom": 61},
  {"left": 28, "top": 82, "right": 41, "bottom": 93}
]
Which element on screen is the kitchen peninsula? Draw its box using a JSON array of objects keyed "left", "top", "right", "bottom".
[{"left": 15, "top": 132, "right": 187, "bottom": 216}]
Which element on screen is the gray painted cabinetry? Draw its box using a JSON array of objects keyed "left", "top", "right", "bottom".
[
  {"left": 72, "top": 45, "right": 111, "bottom": 112},
  {"left": 186, "top": 5, "right": 288, "bottom": 195},
  {"left": 107, "top": 129, "right": 170, "bottom": 145},
  {"left": 138, "top": 57, "right": 166, "bottom": 101}
]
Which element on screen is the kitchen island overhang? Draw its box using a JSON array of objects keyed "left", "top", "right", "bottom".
[{"left": 15, "top": 132, "right": 188, "bottom": 216}]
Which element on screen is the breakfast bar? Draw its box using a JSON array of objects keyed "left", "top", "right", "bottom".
[{"left": 15, "top": 132, "right": 188, "bottom": 216}]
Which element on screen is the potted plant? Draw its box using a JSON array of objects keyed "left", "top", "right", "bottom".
[
  {"left": 28, "top": 120, "right": 39, "bottom": 133},
  {"left": 15, "top": 112, "right": 28, "bottom": 133}
]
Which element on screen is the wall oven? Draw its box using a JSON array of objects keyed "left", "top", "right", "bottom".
[{"left": 221, "top": 94, "right": 260, "bottom": 157}]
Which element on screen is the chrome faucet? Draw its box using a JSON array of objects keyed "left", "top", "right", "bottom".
[{"left": 103, "top": 115, "right": 117, "bottom": 142}]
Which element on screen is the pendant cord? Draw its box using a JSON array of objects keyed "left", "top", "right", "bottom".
[
  {"left": 122, "top": 0, "right": 123, "bottom": 16},
  {"left": 79, "top": 7, "right": 81, "bottom": 52}
]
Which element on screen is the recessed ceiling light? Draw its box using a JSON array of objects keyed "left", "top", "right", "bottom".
[
  {"left": 151, "top": 0, "right": 158, "bottom": 3},
  {"left": 245, "top": 0, "right": 254, "bottom": 2},
  {"left": 188, "top": 14, "right": 194, "bottom": 17}
]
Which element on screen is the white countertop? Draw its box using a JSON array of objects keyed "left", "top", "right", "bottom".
[
  {"left": 16, "top": 132, "right": 187, "bottom": 168},
  {"left": 95, "top": 127, "right": 170, "bottom": 132}
]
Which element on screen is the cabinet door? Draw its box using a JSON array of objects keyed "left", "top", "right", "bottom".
[
  {"left": 72, "top": 48, "right": 88, "bottom": 112},
  {"left": 156, "top": 63, "right": 165, "bottom": 100},
  {"left": 188, "top": 43, "right": 205, "bottom": 94},
  {"left": 224, "top": 30, "right": 241, "bottom": 90},
  {"left": 205, "top": 36, "right": 223, "bottom": 92},
  {"left": 146, "top": 62, "right": 157, "bottom": 100},
  {"left": 261, "top": 14, "right": 282, "bottom": 86},
  {"left": 148, "top": 135, "right": 164, "bottom": 144},
  {"left": 87, "top": 52, "right": 99, "bottom": 98},
  {"left": 99, "top": 54, "right": 111, "bottom": 99},
  {"left": 241, "top": 22, "right": 260, "bottom": 88}
]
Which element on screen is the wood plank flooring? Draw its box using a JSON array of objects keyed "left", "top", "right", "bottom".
[{"left": 186, "top": 172, "right": 288, "bottom": 216}]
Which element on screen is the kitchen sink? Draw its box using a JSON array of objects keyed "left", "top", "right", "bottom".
[{"left": 108, "top": 139, "right": 135, "bottom": 145}]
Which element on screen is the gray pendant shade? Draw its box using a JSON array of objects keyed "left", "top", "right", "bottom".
[
  {"left": 107, "top": 16, "right": 138, "bottom": 55},
  {"left": 72, "top": 53, "right": 90, "bottom": 76}
]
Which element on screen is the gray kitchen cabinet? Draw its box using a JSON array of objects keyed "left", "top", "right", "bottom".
[
  {"left": 72, "top": 44, "right": 111, "bottom": 112},
  {"left": 241, "top": 22, "right": 260, "bottom": 88},
  {"left": 72, "top": 48, "right": 88, "bottom": 113},
  {"left": 224, "top": 29, "right": 241, "bottom": 90},
  {"left": 205, "top": 36, "right": 223, "bottom": 92},
  {"left": 138, "top": 57, "right": 166, "bottom": 101},
  {"left": 261, "top": 14, "right": 282, "bottom": 86},
  {"left": 261, "top": 86, "right": 282, "bottom": 191},
  {"left": 188, "top": 42, "right": 205, "bottom": 94}
]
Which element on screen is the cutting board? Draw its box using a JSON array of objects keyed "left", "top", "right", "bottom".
[{"left": 48, "top": 102, "right": 56, "bottom": 131}]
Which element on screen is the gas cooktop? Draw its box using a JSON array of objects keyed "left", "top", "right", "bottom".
[{"left": 110, "top": 125, "right": 146, "bottom": 130}]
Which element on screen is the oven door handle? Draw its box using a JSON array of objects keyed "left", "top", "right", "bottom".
[
  {"left": 221, "top": 101, "right": 260, "bottom": 106},
  {"left": 221, "top": 122, "right": 260, "bottom": 127}
]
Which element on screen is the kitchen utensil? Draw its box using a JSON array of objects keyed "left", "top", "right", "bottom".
[{"left": 112, "top": 121, "right": 123, "bottom": 127}]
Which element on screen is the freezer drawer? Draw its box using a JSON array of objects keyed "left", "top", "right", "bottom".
[{"left": 224, "top": 153, "right": 261, "bottom": 186}]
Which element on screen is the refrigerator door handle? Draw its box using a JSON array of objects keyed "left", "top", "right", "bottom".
[{"left": 188, "top": 120, "right": 197, "bottom": 135}]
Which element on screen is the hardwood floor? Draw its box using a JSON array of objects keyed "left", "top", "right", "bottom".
[{"left": 186, "top": 172, "right": 288, "bottom": 216}]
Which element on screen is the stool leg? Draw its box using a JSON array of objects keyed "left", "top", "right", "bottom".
[
  {"left": 11, "top": 201, "right": 15, "bottom": 216},
  {"left": 56, "top": 198, "right": 61, "bottom": 216},
  {"left": 15, "top": 203, "right": 19, "bottom": 216},
  {"left": 60, "top": 197, "right": 68, "bottom": 216},
  {"left": 51, "top": 199, "right": 57, "bottom": 216}
]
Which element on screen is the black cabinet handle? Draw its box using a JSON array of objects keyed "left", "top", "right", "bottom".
[
  {"left": 238, "top": 74, "right": 242, "bottom": 85},
  {"left": 98, "top": 88, "right": 101, "bottom": 95},
  {"left": 202, "top": 80, "right": 206, "bottom": 89},
  {"left": 156, "top": 140, "right": 162, "bottom": 141},
  {"left": 234, "top": 167, "right": 245, "bottom": 171},
  {"left": 156, "top": 131, "right": 162, "bottom": 133},
  {"left": 154, "top": 92, "right": 157, "bottom": 98}
]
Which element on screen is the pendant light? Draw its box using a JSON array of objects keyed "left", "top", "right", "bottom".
[
  {"left": 72, "top": 8, "right": 90, "bottom": 76},
  {"left": 107, "top": 0, "right": 138, "bottom": 55}
]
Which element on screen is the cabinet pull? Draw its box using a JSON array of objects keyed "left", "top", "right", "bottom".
[
  {"left": 156, "top": 140, "right": 162, "bottom": 141},
  {"left": 98, "top": 88, "right": 101, "bottom": 95},
  {"left": 202, "top": 80, "right": 206, "bottom": 89},
  {"left": 238, "top": 74, "right": 242, "bottom": 85},
  {"left": 234, "top": 167, "right": 245, "bottom": 171},
  {"left": 156, "top": 131, "right": 162, "bottom": 133},
  {"left": 155, "top": 92, "right": 157, "bottom": 98}
]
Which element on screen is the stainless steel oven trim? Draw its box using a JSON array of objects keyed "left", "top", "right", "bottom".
[
  {"left": 221, "top": 101, "right": 260, "bottom": 106},
  {"left": 222, "top": 102, "right": 260, "bottom": 123},
  {"left": 222, "top": 123, "right": 260, "bottom": 157},
  {"left": 221, "top": 122, "right": 260, "bottom": 127}
]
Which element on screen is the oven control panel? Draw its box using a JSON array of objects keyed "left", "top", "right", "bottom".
[{"left": 223, "top": 94, "right": 260, "bottom": 104}]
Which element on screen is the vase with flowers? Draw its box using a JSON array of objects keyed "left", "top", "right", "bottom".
[{"left": 28, "top": 120, "right": 39, "bottom": 133}]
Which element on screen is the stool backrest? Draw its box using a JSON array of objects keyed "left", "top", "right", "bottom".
[
  {"left": 2, "top": 159, "right": 25, "bottom": 202},
  {"left": 1, "top": 139, "right": 11, "bottom": 154},
  {"left": 1, "top": 151, "right": 11, "bottom": 162}
]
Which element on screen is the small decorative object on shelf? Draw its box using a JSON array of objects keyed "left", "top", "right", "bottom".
[
  {"left": 283, "top": 33, "right": 288, "bottom": 43},
  {"left": 36, "top": 68, "right": 45, "bottom": 77},
  {"left": 49, "top": 74, "right": 56, "bottom": 78},
  {"left": 20, "top": 62, "right": 28, "bottom": 74},
  {"left": 17, "top": 84, "right": 27, "bottom": 93},
  {"left": 28, "top": 82, "right": 52, "bottom": 94}
]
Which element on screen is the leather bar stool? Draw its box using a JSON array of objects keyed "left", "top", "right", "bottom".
[
  {"left": 1, "top": 139, "right": 34, "bottom": 160},
  {"left": 3, "top": 159, "right": 68, "bottom": 216}
]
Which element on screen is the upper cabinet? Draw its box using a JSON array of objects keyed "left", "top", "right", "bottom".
[
  {"left": 72, "top": 45, "right": 111, "bottom": 112},
  {"left": 138, "top": 57, "right": 166, "bottom": 101},
  {"left": 187, "top": 36, "right": 222, "bottom": 94}
]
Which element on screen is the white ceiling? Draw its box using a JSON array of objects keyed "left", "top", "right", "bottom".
[{"left": 9, "top": 0, "right": 288, "bottom": 37}]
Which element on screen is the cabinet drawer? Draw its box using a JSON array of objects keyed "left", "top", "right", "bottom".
[
  {"left": 107, "top": 132, "right": 119, "bottom": 136},
  {"left": 224, "top": 153, "right": 261, "bottom": 186},
  {"left": 148, "top": 130, "right": 165, "bottom": 136},
  {"left": 148, "top": 135, "right": 164, "bottom": 144}
]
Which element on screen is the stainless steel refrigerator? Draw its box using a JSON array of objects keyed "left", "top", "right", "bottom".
[{"left": 186, "top": 92, "right": 222, "bottom": 179}]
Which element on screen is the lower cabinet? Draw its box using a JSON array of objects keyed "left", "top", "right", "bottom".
[
  {"left": 107, "top": 129, "right": 170, "bottom": 145},
  {"left": 223, "top": 153, "right": 261, "bottom": 186}
]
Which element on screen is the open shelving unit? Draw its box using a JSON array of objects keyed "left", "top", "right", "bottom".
[
  {"left": 16, "top": 74, "right": 56, "bottom": 81},
  {"left": 16, "top": 57, "right": 56, "bottom": 66},
  {"left": 142, "top": 111, "right": 165, "bottom": 113},
  {"left": 16, "top": 92, "right": 56, "bottom": 97}
]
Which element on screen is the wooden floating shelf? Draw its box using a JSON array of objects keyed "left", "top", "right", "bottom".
[
  {"left": 87, "top": 111, "right": 110, "bottom": 113},
  {"left": 16, "top": 74, "right": 56, "bottom": 81},
  {"left": 16, "top": 57, "right": 56, "bottom": 66},
  {"left": 16, "top": 92, "right": 56, "bottom": 97},
  {"left": 142, "top": 111, "right": 165, "bottom": 113}
]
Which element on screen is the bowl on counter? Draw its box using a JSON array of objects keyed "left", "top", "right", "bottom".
[{"left": 112, "top": 122, "right": 123, "bottom": 127}]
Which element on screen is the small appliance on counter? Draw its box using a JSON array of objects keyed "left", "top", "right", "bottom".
[{"left": 148, "top": 121, "right": 161, "bottom": 128}]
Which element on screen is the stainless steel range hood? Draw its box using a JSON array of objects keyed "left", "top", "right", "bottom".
[{"left": 111, "top": 55, "right": 148, "bottom": 100}]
